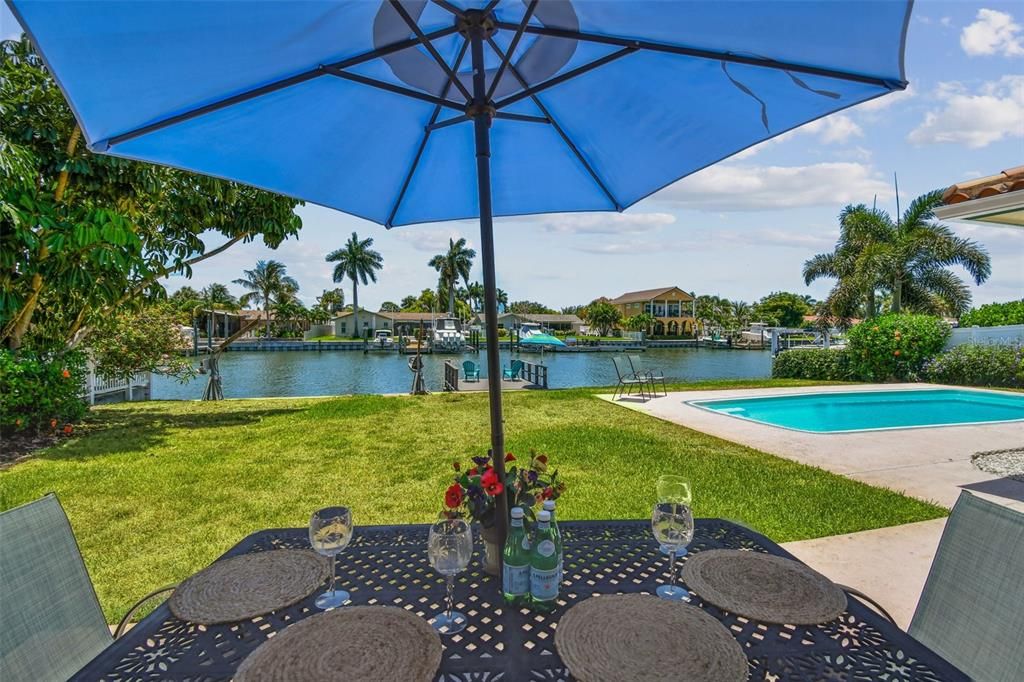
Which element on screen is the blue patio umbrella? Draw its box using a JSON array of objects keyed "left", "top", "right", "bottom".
[{"left": 8, "top": 0, "right": 912, "bottom": 541}]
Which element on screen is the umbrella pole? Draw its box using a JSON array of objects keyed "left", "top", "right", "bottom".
[{"left": 467, "top": 12, "right": 508, "bottom": 552}]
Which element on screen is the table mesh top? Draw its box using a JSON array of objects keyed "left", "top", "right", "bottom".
[{"left": 72, "top": 519, "right": 966, "bottom": 681}]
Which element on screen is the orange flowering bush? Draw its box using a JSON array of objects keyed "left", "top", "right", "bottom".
[
  {"left": 0, "top": 349, "right": 86, "bottom": 435},
  {"left": 847, "top": 314, "right": 949, "bottom": 381}
]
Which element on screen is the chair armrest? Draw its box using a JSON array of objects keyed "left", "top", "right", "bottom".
[
  {"left": 114, "top": 584, "right": 177, "bottom": 639},
  {"left": 838, "top": 584, "right": 898, "bottom": 626}
]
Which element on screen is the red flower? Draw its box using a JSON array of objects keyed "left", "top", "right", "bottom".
[
  {"left": 61, "top": 369, "right": 71, "bottom": 379},
  {"left": 50, "top": 418, "right": 58, "bottom": 429},
  {"left": 535, "top": 454, "right": 548, "bottom": 465},
  {"left": 481, "top": 467, "right": 503, "bottom": 496},
  {"left": 452, "top": 461, "right": 460, "bottom": 471},
  {"left": 444, "top": 484, "right": 463, "bottom": 508},
  {"left": 63, "top": 424, "right": 73, "bottom": 435},
  {"left": 504, "top": 452, "right": 516, "bottom": 462},
  {"left": 467, "top": 467, "right": 478, "bottom": 476},
  {"left": 893, "top": 350, "right": 901, "bottom": 357},
  {"left": 541, "top": 486, "right": 554, "bottom": 500},
  {"left": 15, "top": 418, "right": 22, "bottom": 427}
]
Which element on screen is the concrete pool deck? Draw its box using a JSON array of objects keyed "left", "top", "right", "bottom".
[
  {"left": 601, "top": 383, "right": 1024, "bottom": 509},
  {"left": 603, "top": 383, "right": 1024, "bottom": 629}
]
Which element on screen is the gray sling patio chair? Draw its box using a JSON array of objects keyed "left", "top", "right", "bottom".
[
  {"left": 908, "top": 492, "right": 1024, "bottom": 682},
  {"left": 627, "top": 354, "right": 667, "bottom": 397},
  {"left": 846, "top": 491, "right": 1023, "bottom": 682},
  {"left": 611, "top": 355, "right": 650, "bottom": 401},
  {"left": 0, "top": 493, "right": 176, "bottom": 681}
]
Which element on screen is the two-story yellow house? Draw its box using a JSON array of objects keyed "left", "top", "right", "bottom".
[{"left": 609, "top": 286, "right": 696, "bottom": 336}]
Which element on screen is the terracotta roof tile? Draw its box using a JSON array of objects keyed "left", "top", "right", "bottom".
[{"left": 942, "top": 167, "right": 1024, "bottom": 205}]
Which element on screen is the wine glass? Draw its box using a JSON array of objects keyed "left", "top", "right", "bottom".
[
  {"left": 309, "top": 506, "right": 354, "bottom": 609},
  {"left": 651, "top": 501, "right": 694, "bottom": 601},
  {"left": 427, "top": 518, "right": 473, "bottom": 635},
  {"left": 656, "top": 476, "right": 692, "bottom": 557}
]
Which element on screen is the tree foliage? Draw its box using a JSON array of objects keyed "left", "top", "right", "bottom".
[
  {"left": 428, "top": 238, "right": 475, "bottom": 314},
  {"left": 89, "top": 305, "right": 194, "bottom": 382},
  {"left": 232, "top": 260, "right": 298, "bottom": 339},
  {"left": 582, "top": 301, "right": 621, "bottom": 336},
  {"left": 326, "top": 232, "right": 382, "bottom": 337},
  {"left": 509, "top": 300, "right": 556, "bottom": 315},
  {"left": 0, "top": 37, "right": 302, "bottom": 350},
  {"left": 959, "top": 300, "right": 1024, "bottom": 328},
  {"left": 753, "top": 292, "right": 811, "bottom": 328},
  {"left": 804, "top": 191, "right": 991, "bottom": 321}
]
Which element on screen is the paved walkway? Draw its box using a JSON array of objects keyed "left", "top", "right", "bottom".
[{"left": 603, "top": 384, "right": 1024, "bottom": 628}]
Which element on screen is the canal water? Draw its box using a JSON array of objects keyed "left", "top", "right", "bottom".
[{"left": 151, "top": 348, "right": 771, "bottom": 400}]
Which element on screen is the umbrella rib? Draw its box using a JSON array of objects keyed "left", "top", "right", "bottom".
[
  {"left": 323, "top": 69, "right": 464, "bottom": 110},
  {"left": 493, "top": 47, "right": 637, "bottom": 110},
  {"left": 485, "top": 0, "right": 538, "bottom": 103},
  {"left": 390, "top": 0, "right": 473, "bottom": 103},
  {"left": 98, "top": 26, "right": 459, "bottom": 150},
  {"left": 492, "top": 22, "right": 906, "bottom": 90},
  {"left": 487, "top": 37, "right": 622, "bottom": 211},
  {"left": 494, "top": 112, "right": 549, "bottom": 124},
  {"left": 386, "top": 38, "right": 471, "bottom": 227}
]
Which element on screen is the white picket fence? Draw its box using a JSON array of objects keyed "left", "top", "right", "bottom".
[
  {"left": 946, "top": 324, "right": 1024, "bottom": 349},
  {"left": 82, "top": 369, "right": 151, "bottom": 405}
]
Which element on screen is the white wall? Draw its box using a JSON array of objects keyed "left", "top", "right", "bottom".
[{"left": 946, "top": 324, "right": 1024, "bottom": 349}]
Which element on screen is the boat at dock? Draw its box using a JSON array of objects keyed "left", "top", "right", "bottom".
[{"left": 432, "top": 316, "right": 466, "bottom": 353}]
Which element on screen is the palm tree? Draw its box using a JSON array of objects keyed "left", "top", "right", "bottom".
[
  {"left": 326, "top": 232, "right": 383, "bottom": 338},
  {"left": 466, "top": 281, "right": 485, "bottom": 312},
  {"left": 496, "top": 288, "right": 508, "bottom": 312},
  {"left": 805, "top": 190, "right": 991, "bottom": 319},
  {"left": 732, "top": 300, "right": 751, "bottom": 327},
  {"left": 428, "top": 238, "right": 476, "bottom": 314},
  {"left": 233, "top": 260, "right": 299, "bottom": 339}
]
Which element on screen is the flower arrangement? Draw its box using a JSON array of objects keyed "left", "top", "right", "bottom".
[{"left": 443, "top": 450, "right": 566, "bottom": 528}]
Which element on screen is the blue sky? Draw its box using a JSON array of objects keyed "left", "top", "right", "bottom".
[{"left": 4, "top": 1, "right": 1021, "bottom": 311}]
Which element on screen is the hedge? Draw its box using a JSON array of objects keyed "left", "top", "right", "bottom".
[
  {"left": 924, "top": 344, "right": 1023, "bottom": 388},
  {"left": 772, "top": 348, "right": 854, "bottom": 381},
  {"left": 959, "top": 300, "right": 1024, "bottom": 328},
  {"left": 846, "top": 314, "right": 950, "bottom": 382},
  {"left": 0, "top": 349, "right": 87, "bottom": 435}
]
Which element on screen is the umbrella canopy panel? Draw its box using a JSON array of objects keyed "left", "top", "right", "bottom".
[{"left": 9, "top": 0, "right": 911, "bottom": 226}]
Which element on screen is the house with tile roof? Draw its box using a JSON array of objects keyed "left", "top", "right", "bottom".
[{"left": 608, "top": 286, "right": 696, "bottom": 336}]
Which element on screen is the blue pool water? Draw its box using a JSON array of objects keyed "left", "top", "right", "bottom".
[{"left": 688, "top": 389, "right": 1024, "bottom": 433}]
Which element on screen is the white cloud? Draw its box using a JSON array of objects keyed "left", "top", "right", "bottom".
[
  {"left": 656, "top": 162, "right": 892, "bottom": 211},
  {"left": 800, "top": 115, "right": 864, "bottom": 144},
  {"left": 908, "top": 75, "right": 1024, "bottom": 148},
  {"left": 941, "top": 17, "right": 953, "bottom": 28},
  {"left": 711, "top": 228, "right": 838, "bottom": 251},
  {"left": 573, "top": 241, "right": 662, "bottom": 255},
  {"left": 393, "top": 228, "right": 473, "bottom": 253},
  {"left": 960, "top": 9, "right": 1024, "bottom": 57},
  {"left": 538, "top": 211, "right": 675, "bottom": 235},
  {"left": 730, "top": 113, "right": 864, "bottom": 159}
]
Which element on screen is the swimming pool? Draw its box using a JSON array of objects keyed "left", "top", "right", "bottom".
[{"left": 688, "top": 388, "right": 1024, "bottom": 433}]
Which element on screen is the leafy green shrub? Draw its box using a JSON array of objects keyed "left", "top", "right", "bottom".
[
  {"left": 847, "top": 314, "right": 950, "bottom": 381},
  {"left": 0, "top": 349, "right": 87, "bottom": 434},
  {"left": 959, "top": 300, "right": 1024, "bottom": 327},
  {"left": 924, "top": 344, "right": 1023, "bottom": 388},
  {"left": 772, "top": 348, "right": 854, "bottom": 381}
]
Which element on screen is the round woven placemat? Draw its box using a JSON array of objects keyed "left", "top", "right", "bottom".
[
  {"left": 555, "top": 594, "right": 748, "bottom": 682},
  {"left": 682, "top": 550, "right": 846, "bottom": 625},
  {"left": 235, "top": 606, "right": 442, "bottom": 682},
  {"left": 170, "top": 550, "right": 329, "bottom": 625}
]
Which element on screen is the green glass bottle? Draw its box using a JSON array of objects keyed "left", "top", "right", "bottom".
[
  {"left": 543, "top": 499, "right": 563, "bottom": 584},
  {"left": 530, "top": 510, "right": 559, "bottom": 612},
  {"left": 502, "top": 507, "right": 531, "bottom": 605}
]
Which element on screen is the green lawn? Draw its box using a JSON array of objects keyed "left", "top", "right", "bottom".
[{"left": 0, "top": 380, "right": 945, "bottom": 621}]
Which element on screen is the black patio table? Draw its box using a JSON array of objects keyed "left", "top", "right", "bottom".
[{"left": 73, "top": 519, "right": 965, "bottom": 681}]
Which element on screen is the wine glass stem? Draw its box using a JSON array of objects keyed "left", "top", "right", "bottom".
[
  {"left": 445, "top": 575, "right": 455, "bottom": 621},
  {"left": 330, "top": 553, "right": 339, "bottom": 595},
  {"left": 668, "top": 550, "right": 678, "bottom": 590}
]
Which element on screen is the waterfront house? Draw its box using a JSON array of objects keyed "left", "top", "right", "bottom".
[
  {"left": 332, "top": 310, "right": 459, "bottom": 338},
  {"left": 608, "top": 286, "right": 696, "bottom": 336}
]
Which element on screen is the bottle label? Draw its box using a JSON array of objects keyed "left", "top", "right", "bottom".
[
  {"left": 531, "top": 566, "right": 559, "bottom": 601},
  {"left": 536, "top": 539, "right": 556, "bottom": 558},
  {"left": 503, "top": 563, "right": 530, "bottom": 596}
]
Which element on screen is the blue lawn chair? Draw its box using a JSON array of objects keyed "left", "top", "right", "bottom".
[
  {"left": 502, "top": 359, "right": 524, "bottom": 381},
  {"left": 463, "top": 360, "right": 481, "bottom": 382}
]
